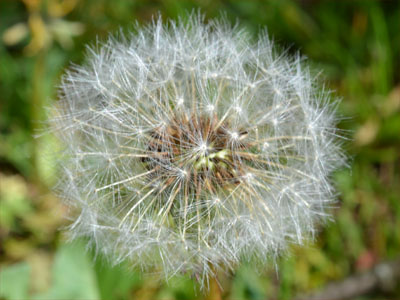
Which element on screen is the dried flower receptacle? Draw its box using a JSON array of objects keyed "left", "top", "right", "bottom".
[{"left": 143, "top": 114, "right": 249, "bottom": 193}]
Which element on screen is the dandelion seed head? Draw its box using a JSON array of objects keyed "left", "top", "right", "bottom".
[{"left": 50, "top": 13, "right": 346, "bottom": 285}]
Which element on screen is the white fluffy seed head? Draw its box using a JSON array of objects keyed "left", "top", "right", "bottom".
[{"left": 50, "top": 14, "right": 346, "bottom": 285}]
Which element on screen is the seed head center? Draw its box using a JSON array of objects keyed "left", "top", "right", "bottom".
[{"left": 143, "top": 114, "right": 249, "bottom": 193}]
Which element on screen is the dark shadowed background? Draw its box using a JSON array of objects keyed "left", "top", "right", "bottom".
[{"left": 0, "top": 0, "right": 399, "bottom": 299}]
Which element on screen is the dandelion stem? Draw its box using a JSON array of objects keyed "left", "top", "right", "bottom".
[{"left": 205, "top": 266, "right": 222, "bottom": 300}]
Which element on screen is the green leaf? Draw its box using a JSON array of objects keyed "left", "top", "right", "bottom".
[
  {"left": 231, "top": 264, "right": 267, "bottom": 300},
  {"left": 0, "top": 262, "right": 31, "bottom": 300},
  {"left": 94, "top": 257, "right": 141, "bottom": 300},
  {"left": 32, "top": 242, "right": 100, "bottom": 300}
]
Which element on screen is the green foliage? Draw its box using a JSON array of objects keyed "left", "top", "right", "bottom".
[
  {"left": 231, "top": 265, "right": 267, "bottom": 300},
  {"left": 94, "top": 256, "right": 142, "bottom": 300},
  {"left": 32, "top": 242, "right": 100, "bottom": 300},
  {"left": 0, "top": 262, "right": 31, "bottom": 300},
  {"left": 0, "top": 0, "right": 399, "bottom": 299}
]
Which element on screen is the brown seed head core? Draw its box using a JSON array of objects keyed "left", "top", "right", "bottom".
[{"left": 143, "top": 113, "right": 250, "bottom": 194}]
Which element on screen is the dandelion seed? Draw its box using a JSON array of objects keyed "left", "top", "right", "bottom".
[{"left": 50, "top": 13, "right": 346, "bottom": 287}]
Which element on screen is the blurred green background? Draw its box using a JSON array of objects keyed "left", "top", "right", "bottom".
[{"left": 0, "top": 0, "right": 399, "bottom": 299}]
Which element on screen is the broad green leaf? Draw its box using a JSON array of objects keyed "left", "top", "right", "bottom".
[
  {"left": 32, "top": 242, "right": 100, "bottom": 300},
  {"left": 94, "top": 257, "right": 141, "bottom": 300},
  {"left": 0, "top": 262, "right": 31, "bottom": 300}
]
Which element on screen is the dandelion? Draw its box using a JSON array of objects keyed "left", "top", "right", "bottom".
[{"left": 50, "top": 14, "right": 345, "bottom": 287}]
